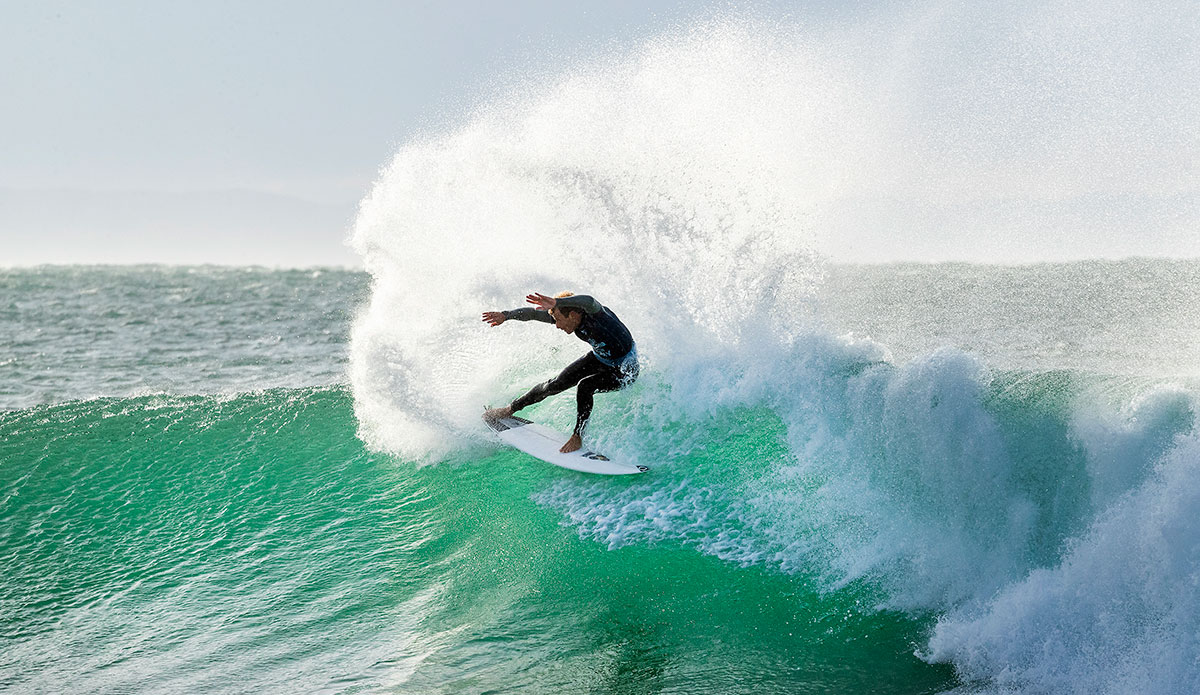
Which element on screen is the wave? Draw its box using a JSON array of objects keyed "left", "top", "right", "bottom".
[
  {"left": 534, "top": 348, "right": 1197, "bottom": 695},
  {"left": 0, "top": 387, "right": 448, "bottom": 693},
  {"left": 927, "top": 432, "right": 1200, "bottom": 694},
  {"left": 346, "top": 4, "right": 1200, "bottom": 692},
  {"left": 4, "top": 376, "right": 1197, "bottom": 692}
]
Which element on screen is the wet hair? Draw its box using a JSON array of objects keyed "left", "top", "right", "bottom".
[{"left": 552, "top": 291, "right": 581, "bottom": 319}]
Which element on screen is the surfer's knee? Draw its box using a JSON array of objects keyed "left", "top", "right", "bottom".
[{"left": 576, "top": 375, "right": 599, "bottom": 399}]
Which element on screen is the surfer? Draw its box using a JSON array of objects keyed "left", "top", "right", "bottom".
[{"left": 482, "top": 292, "right": 639, "bottom": 453}]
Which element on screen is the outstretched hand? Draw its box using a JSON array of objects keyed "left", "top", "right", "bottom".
[
  {"left": 526, "top": 293, "right": 557, "bottom": 312},
  {"left": 481, "top": 311, "right": 506, "bottom": 327}
]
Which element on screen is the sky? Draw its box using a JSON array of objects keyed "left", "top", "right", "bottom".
[
  {"left": 2, "top": 0, "right": 780, "bottom": 266},
  {"left": 2, "top": 0, "right": 1197, "bottom": 266}
]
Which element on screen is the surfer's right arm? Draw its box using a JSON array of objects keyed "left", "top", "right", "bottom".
[
  {"left": 504, "top": 307, "right": 556, "bottom": 323},
  {"left": 481, "top": 308, "right": 554, "bottom": 326}
]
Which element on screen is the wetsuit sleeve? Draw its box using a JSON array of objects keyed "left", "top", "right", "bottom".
[
  {"left": 502, "top": 307, "right": 555, "bottom": 323},
  {"left": 554, "top": 295, "right": 603, "bottom": 314}
]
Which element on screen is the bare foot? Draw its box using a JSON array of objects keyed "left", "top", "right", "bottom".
[
  {"left": 559, "top": 433, "right": 582, "bottom": 453},
  {"left": 483, "top": 405, "right": 514, "bottom": 422}
]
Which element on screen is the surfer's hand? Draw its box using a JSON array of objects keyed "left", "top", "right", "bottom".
[
  {"left": 482, "top": 311, "right": 506, "bottom": 327},
  {"left": 526, "top": 293, "right": 556, "bottom": 312}
]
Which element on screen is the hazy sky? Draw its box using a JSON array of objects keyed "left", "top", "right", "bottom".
[
  {"left": 5, "top": 1, "right": 757, "bottom": 199},
  {"left": 2, "top": 1, "right": 1196, "bottom": 266},
  {"left": 2, "top": 1, "right": 799, "bottom": 266}
]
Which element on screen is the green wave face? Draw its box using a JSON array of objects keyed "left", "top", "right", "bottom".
[{"left": 1, "top": 388, "right": 956, "bottom": 694}]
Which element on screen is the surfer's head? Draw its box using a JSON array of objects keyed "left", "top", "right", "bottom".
[
  {"left": 550, "top": 305, "right": 583, "bottom": 334},
  {"left": 549, "top": 291, "right": 581, "bottom": 333}
]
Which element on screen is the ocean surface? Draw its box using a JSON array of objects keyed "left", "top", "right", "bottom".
[{"left": 3, "top": 261, "right": 1198, "bottom": 695}]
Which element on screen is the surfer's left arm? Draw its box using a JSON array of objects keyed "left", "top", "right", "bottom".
[{"left": 527, "top": 293, "right": 602, "bottom": 314}]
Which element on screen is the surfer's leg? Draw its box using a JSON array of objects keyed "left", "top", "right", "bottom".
[
  {"left": 510, "top": 353, "right": 602, "bottom": 412},
  {"left": 573, "top": 367, "right": 625, "bottom": 436}
]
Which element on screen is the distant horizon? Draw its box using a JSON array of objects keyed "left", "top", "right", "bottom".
[
  {"left": 7, "top": 254, "right": 1200, "bottom": 271},
  {"left": 6, "top": 182, "right": 1198, "bottom": 268}
]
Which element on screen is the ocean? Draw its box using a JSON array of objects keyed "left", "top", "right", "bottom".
[{"left": 3, "top": 260, "right": 1198, "bottom": 694}]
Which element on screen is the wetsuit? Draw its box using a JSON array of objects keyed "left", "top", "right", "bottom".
[{"left": 502, "top": 295, "right": 638, "bottom": 436}]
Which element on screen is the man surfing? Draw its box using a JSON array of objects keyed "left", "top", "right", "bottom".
[{"left": 482, "top": 292, "right": 639, "bottom": 453}]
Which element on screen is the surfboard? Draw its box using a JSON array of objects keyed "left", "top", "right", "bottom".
[{"left": 484, "top": 412, "right": 648, "bottom": 475}]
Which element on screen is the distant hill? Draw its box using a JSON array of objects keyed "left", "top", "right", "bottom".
[{"left": 1, "top": 188, "right": 362, "bottom": 267}]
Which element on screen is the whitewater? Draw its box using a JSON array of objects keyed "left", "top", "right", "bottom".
[{"left": 6, "top": 2, "right": 1200, "bottom": 693}]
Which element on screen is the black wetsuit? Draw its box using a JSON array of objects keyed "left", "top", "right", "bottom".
[{"left": 502, "top": 295, "right": 638, "bottom": 436}]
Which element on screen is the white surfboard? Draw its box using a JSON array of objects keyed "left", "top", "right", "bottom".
[{"left": 484, "top": 413, "right": 648, "bottom": 475}]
